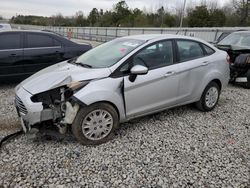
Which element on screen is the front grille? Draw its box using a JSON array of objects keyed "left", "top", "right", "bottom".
[{"left": 15, "top": 95, "right": 28, "bottom": 115}]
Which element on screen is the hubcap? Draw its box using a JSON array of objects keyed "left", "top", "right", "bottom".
[
  {"left": 82, "top": 109, "right": 113, "bottom": 141},
  {"left": 205, "top": 87, "right": 219, "bottom": 108}
]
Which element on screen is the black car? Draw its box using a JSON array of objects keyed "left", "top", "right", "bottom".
[
  {"left": 0, "top": 30, "right": 92, "bottom": 81},
  {"left": 216, "top": 31, "right": 250, "bottom": 88}
]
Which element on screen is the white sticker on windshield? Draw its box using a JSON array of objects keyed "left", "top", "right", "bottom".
[{"left": 122, "top": 42, "right": 139, "bottom": 47}]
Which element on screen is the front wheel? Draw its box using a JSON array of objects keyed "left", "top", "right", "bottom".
[
  {"left": 72, "top": 103, "right": 119, "bottom": 145},
  {"left": 196, "top": 82, "right": 220, "bottom": 112}
]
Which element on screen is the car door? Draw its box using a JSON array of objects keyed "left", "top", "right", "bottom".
[
  {"left": 122, "top": 40, "right": 180, "bottom": 118},
  {"left": 174, "top": 39, "right": 211, "bottom": 104},
  {"left": 0, "top": 32, "right": 24, "bottom": 79},
  {"left": 23, "top": 32, "right": 64, "bottom": 75}
]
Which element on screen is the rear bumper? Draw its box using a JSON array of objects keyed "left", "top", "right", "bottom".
[{"left": 15, "top": 86, "right": 43, "bottom": 131}]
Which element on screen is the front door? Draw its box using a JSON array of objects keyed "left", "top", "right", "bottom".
[
  {"left": 0, "top": 32, "right": 23, "bottom": 79},
  {"left": 123, "top": 40, "right": 179, "bottom": 118}
]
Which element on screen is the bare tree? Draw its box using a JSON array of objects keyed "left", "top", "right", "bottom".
[
  {"left": 232, "top": 0, "right": 249, "bottom": 25},
  {"left": 208, "top": 0, "right": 219, "bottom": 11}
]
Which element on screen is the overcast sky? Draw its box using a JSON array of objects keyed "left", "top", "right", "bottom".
[{"left": 1, "top": 0, "right": 230, "bottom": 19}]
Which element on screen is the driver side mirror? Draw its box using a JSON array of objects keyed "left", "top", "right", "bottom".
[
  {"left": 130, "top": 65, "right": 148, "bottom": 75},
  {"left": 129, "top": 65, "right": 148, "bottom": 82}
]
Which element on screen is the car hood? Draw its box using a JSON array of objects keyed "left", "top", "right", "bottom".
[
  {"left": 217, "top": 44, "right": 250, "bottom": 51},
  {"left": 20, "top": 61, "right": 111, "bottom": 95}
]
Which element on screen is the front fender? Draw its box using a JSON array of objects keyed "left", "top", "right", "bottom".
[{"left": 73, "top": 77, "right": 126, "bottom": 122}]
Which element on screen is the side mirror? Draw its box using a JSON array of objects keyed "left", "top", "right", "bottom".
[
  {"left": 129, "top": 65, "right": 148, "bottom": 82},
  {"left": 130, "top": 65, "right": 148, "bottom": 75}
]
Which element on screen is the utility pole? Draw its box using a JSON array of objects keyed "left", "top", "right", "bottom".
[
  {"left": 179, "top": 0, "right": 187, "bottom": 28},
  {"left": 248, "top": 0, "right": 250, "bottom": 17}
]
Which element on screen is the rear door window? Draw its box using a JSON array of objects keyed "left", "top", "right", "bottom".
[
  {"left": 0, "top": 33, "right": 22, "bottom": 50},
  {"left": 26, "top": 33, "right": 58, "bottom": 48},
  {"left": 176, "top": 40, "right": 204, "bottom": 62}
]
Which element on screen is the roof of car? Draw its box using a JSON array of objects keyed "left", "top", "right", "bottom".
[
  {"left": 0, "top": 29, "right": 64, "bottom": 38},
  {"left": 0, "top": 29, "right": 55, "bottom": 34},
  {"left": 0, "top": 23, "right": 11, "bottom": 26},
  {"left": 123, "top": 34, "right": 206, "bottom": 42}
]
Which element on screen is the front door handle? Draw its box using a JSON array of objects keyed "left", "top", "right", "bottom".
[
  {"left": 164, "top": 71, "right": 175, "bottom": 77},
  {"left": 10, "top": 53, "right": 17, "bottom": 57}
]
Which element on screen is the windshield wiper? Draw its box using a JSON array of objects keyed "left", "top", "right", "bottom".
[
  {"left": 68, "top": 58, "right": 92, "bottom": 68},
  {"left": 77, "top": 63, "right": 93, "bottom": 68},
  {"left": 67, "top": 57, "right": 77, "bottom": 64}
]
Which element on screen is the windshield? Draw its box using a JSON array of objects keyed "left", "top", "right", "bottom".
[
  {"left": 76, "top": 38, "right": 145, "bottom": 68},
  {"left": 218, "top": 32, "right": 250, "bottom": 47}
]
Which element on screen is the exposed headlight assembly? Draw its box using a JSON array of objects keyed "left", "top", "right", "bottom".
[{"left": 67, "top": 80, "right": 89, "bottom": 91}]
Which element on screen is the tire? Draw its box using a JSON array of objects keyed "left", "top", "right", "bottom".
[
  {"left": 245, "top": 82, "right": 250, "bottom": 89},
  {"left": 72, "top": 103, "right": 119, "bottom": 145},
  {"left": 196, "top": 82, "right": 220, "bottom": 112},
  {"left": 244, "top": 69, "right": 250, "bottom": 89}
]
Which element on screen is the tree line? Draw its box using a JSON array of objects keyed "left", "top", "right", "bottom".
[{"left": 8, "top": 0, "right": 250, "bottom": 27}]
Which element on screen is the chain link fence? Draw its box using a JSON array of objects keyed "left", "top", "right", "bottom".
[{"left": 12, "top": 24, "right": 250, "bottom": 43}]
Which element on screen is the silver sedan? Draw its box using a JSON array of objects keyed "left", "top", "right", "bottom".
[{"left": 15, "top": 34, "right": 230, "bottom": 145}]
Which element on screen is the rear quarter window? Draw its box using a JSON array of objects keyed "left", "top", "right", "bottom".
[{"left": 202, "top": 44, "right": 215, "bottom": 55}]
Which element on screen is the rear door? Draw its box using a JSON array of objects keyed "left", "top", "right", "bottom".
[
  {"left": 0, "top": 32, "right": 24, "bottom": 79},
  {"left": 23, "top": 32, "right": 64, "bottom": 75},
  {"left": 174, "top": 39, "right": 213, "bottom": 103}
]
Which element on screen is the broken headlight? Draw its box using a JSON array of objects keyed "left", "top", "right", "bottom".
[
  {"left": 31, "top": 81, "right": 89, "bottom": 106},
  {"left": 67, "top": 80, "right": 89, "bottom": 91},
  {"left": 64, "top": 80, "right": 89, "bottom": 99}
]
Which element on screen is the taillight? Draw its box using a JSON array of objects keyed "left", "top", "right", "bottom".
[{"left": 226, "top": 55, "right": 231, "bottom": 64}]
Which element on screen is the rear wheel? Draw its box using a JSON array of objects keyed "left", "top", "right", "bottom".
[
  {"left": 72, "top": 103, "right": 119, "bottom": 145},
  {"left": 196, "top": 82, "right": 220, "bottom": 112}
]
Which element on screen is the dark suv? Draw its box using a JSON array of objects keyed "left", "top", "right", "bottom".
[{"left": 0, "top": 30, "right": 92, "bottom": 81}]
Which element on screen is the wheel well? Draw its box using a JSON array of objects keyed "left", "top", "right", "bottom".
[
  {"left": 210, "top": 79, "right": 222, "bottom": 91},
  {"left": 91, "top": 101, "right": 120, "bottom": 120}
]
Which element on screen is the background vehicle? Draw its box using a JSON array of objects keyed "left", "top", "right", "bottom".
[
  {"left": 0, "top": 23, "right": 12, "bottom": 31},
  {"left": 15, "top": 34, "right": 229, "bottom": 145},
  {"left": 216, "top": 31, "right": 250, "bottom": 88},
  {"left": 0, "top": 30, "right": 92, "bottom": 81}
]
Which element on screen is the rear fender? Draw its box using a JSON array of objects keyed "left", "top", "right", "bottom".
[{"left": 195, "top": 71, "right": 225, "bottom": 101}]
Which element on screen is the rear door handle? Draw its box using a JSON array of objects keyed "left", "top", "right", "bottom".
[
  {"left": 201, "top": 61, "right": 209, "bottom": 66},
  {"left": 164, "top": 71, "right": 175, "bottom": 77},
  {"left": 10, "top": 53, "right": 17, "bottom": 57}
]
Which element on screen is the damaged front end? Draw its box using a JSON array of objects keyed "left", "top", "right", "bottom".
[
  {"left": 216, "top": 45, "right": 250, "bottom": 88},
  {"left": 15, "top": 81, "right": 88, "bottom": 134}
]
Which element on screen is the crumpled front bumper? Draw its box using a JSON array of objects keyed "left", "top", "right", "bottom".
[{"left": 15, "top": 85, "right": 44, "bottom": 132}]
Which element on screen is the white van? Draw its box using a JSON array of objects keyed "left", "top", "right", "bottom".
[{"left": 0, "top": 23, "right": 12, "bottom": 31}]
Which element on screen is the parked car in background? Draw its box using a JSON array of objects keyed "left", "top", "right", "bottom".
[
  {"left": 0, "top": 30, "right": 92, "bottom": 81},
  {"left": 0, "top": 23, "right": 12, "bottom": 31},
  {"left": 216, "top": 31, "right": 250, "bottom": 88},
  {"left": 15, "top": 34, "right": 230, "bottom": 145}
]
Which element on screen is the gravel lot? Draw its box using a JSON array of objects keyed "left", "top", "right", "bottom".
[{"left": 0, "top": 83, "right": 249, "bottom": 187}]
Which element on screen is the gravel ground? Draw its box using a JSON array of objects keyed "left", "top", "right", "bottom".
[{"left": 0, "top": 84, "right": 249, "bottom": 187}]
